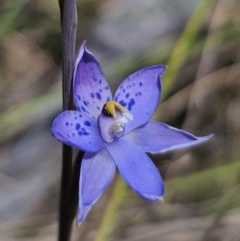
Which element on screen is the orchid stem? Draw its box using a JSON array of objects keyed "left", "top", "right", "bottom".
[{"left": 58, "top": 0, "right": 78, "bottom": 241}]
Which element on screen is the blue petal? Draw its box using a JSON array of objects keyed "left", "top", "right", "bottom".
[
  {"left": 77, "top": 148, "right": 116, "bottom": 224},
  {"left": 106, "top": 138, "right": 164, "bottom": 201},
  {"left": 73, "top": 42, "right": 112, "bottom": 121},
  {"left": 114, "top": 65, "right": 166, "bottom": 133},
  {"left": 51, "top": 110, "right": 104, "bottom": 152},
  {"left": 125, "top": 121, "right": 213, "bottom": 154}
]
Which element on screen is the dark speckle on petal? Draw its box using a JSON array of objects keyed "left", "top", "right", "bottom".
[
  {"left": 125, "top": 93, "right": 129, "bottom": 98},
  {"left": 105, "top": 86, "right": 109, "bottom": 90},
  {"left": 99, "top": 89, "right": 102, "bottom": 93},
  {"left": 79, "top": 114, "right": 82, "bottom": 118},
  {"left": 66, "top": 122, "right": 69, "bottom": 126},
  {"left": 77, "top": 95, "right": 81, "bottom": 100},
  {"left": 83, "top": 100, "right": 88, "bottom": 106},
  {"left": 75, "top": 123, "right": 81, "bottom": 130},
  {"left": 81, "top": 106, "right": 86, "bottom": 112},
  {"left": 96, "top": 92, "right": 102, "bottom": 100},
  {"left": 128, "top": 98, "right": 135, "bottom": 111},
  {"left": 75, "top": 116, "right": 78, "bottom": 120},
  {"left": 78, "top": 131, "right": 82, "bottom": 136},
  {"left": 119, "top": 100, "right": 127, "bottom": 107},
  {"left": 91, "top": 93, "right": 95, "bottom": 98},
  {"left": 99, "top": 79, "right": 102, "bottom": 84},
  {"left": 139, "top": 82, "right": 143, "bottom": 86},
  {"left": 84, "top": 120, "right": 91, "bottom": 126}
]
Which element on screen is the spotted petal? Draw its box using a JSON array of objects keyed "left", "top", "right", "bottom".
[
  {"left": 73, "top": 42, "right": 112, "bottom": 121},
  {"left": 51, "top": 110, "right": 104, "bottom": 152},
  {"left": 106, "top": 138, "right": 164, "bottom": 201},
  {"left": 77, "top": 148, "right": 116, "bottom": 224},
  {"left": 125, "top": 121, "right": 213, "bottom": 154},
  {"left": 114, "top": 65, "right": 166, "bottom": 133}
]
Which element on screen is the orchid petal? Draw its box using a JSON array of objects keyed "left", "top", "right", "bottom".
[
  {"left": 77, "top": 148, "right": 116, "bottom": 224},
  {"left": 114, "top": 65, "right": 166, "bottom": 133},
  {"left": 126, "top": 121, "right": 213, "bottom": 154},
  {"left": 106, "top": 138, "right": 164, "bottom": 201},
  {"left": 73, "top": 42, "right": 112, "bottom": 121},
  {"left": 51, "top": 110, "right": 104, "bottom": 152}
]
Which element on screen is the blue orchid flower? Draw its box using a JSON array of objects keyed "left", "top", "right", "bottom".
[{"left": 51, "top": 42, "right": 213, "bottom": 224}]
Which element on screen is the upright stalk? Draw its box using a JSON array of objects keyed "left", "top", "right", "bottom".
[{"left": 58, "top": 0, "right": 78, "bottom": 241}]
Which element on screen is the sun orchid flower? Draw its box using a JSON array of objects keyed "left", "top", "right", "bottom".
[{"left": 51, "top": 41, "right": 213, "bottom": 224}]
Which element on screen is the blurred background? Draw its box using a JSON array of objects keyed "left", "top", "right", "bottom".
[{"left": 1, "top": 0, "right": 240, "bottom": 240}]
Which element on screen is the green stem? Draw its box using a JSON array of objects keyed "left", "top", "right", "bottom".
[
  {"left": 160, "top": 0, "right": 217, "bottom": 102},
  {"left": 94, "top": 175, "right": 127, "bottom": 241}
]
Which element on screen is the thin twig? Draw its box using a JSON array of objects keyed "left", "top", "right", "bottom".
[
  {"left": 58, "top": 0, "right": 78, "bottom": 241},
  {"left": 59, "top": 0, "right": 77, "bottom": 111},
  {"left": 68, "top": 151, "right": 85, "bottom": 223}
]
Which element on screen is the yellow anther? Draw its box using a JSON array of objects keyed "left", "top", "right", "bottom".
[{"left": 103, "top": 101, "right": 128, "bottom": 118}]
